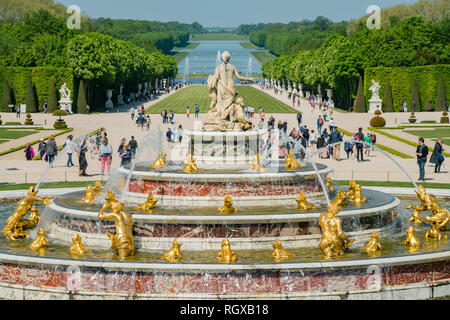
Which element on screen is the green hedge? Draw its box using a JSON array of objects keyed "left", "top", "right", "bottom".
[
  {"left": 0, "top": 66, "right": 74, "bottom": 112},
  {"left": 364, "top": 65, "right": 450, "bottom": 112}
]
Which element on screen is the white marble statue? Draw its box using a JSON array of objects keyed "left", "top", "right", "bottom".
[
  {"left": 369, "top": 79, "right": 381, "bottom": 100},
  {"left": 59, "top": 83, "right": 71, "bottom": 102}
]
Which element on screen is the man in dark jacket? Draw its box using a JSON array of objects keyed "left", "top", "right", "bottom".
[
  {"left": 355, "top": 127, "right": 365, "bottom": 162},
  {"left": 328, "top": 127, "right": 343, "bottom": 160},
  {"left": 45, "top": 136, "right": 58, "bottom": 165},
  {"left": 416, "top": 137, "right": 429, "bottom": 181}
]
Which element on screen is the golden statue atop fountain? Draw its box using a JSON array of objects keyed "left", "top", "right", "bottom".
[
  {"left": 407, "top": 185, "right": 439, "bottom": 224},
  {"left": 425, "top": 207, "right": 449, "bottom": 230},
  {"left": 182, "top": 153, "right": 199, "bottom": 174},
  {"left": 137, "top": 193, "right": 158, "bottom": 213},
  {"left": 151, "top": 152, "right": 167, "bottom": 169},
  {"left": 319, "top": 203, "right": 354, "bottom": 258},
  {"left": 272, "top": 238, "right": 293, "bottom": 262},
  {"left": 331, "top": 189, "right": 348, "bottom": 209},
  {"left": 94, "top": 182, "right": 103, "bottom": 196},
  {"left": 163, "top": 239, "right": 184, "bottom": 263},
  {"left": 326, "top": 177, "right": 334, "bottom": 193},
  {"left": 98, "top": 193, "right": 134, "bottom": 259},
  {"left": 346, "top": 180, "right": 357, "bottom": 199},
  {"left": 2, "top": 186, "right": 51, "bottom": 236},
  {"left": 218, "top": 196, "right": 237, "bottom": 215},
  {"left": 284, "top": 150, "right": 301, "bottom": 170},
  {"left": 81, "top": 186, "right": 97, "bottom": 203},
  {"left": 251, "top": 153, "right": 267, "bottom": 172},
  {"left": 216, "top": 239, "right": 238, "bottom": 263},
  {"left": 349, "top": 184, "right": 367, "bottom": 204},
  {"left": 30, "top": 228, "right": 49, "bottom": 250},
  {"left": 402, "top": 226, "right": 420, "bottom": 249},
  {"left": 425, "top": 223, "right": 445, "bottom": 242},
  {"left": 295, "top": 192, "right": 316, "bottom": 211},
  {"left": 361, "top": 232, "right": 383, "bottom": 254},
  {"left": 16, "top": 206, "right": 40, "bottom": 230},
  {"left": 69, "top": 234, "right": 90, "bottom": 256},
  {"left": 8, "top": 226, "right": 28, "bottom": 240}
]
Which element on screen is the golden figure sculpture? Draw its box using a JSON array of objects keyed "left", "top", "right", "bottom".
[
  {"left": 30, "top": 228, "right": 49, "bottom": 250},
  {"left": 69, "top": 234, "right": 91, "bottom": 256},
  {"left": 295, "top": 192, "right": 317, "bottom": 211},
  {"left": 361, "top": 232, "right": 383, "bottom": 254},
  {"left": 319, "top": 203, "right": 354, "bottom": 258},
  {"left": 99, "top": 195, "right": 134, "bottom": 259},
  {"left": 218, "top": 196, "right": 237, "bottom": 214},
  {"left": 326, "top": 177, "right": 334, "bottom": 193},
  {"left": 272, "top": 238, "right": 293, "bottom": 262},
  {"left": 251, "top": 153, "right": 267, "bottom": 172},
  {"left": 162, "top": 238, "right": 184, "bottom": 263},
  {"left": 2, "top": 186, "right": 50, "bottom": 236},
  {"left": 402, "top": 226, "right": 420, "bottom": 249},
  {"left": 81, "top": 186, "right": 97, "bottom": 203},
  {"left": 330, "top": 189, "right": 348, "bottom": 209},
  {"left": 136, "top": 193, "right": 158, "bottom": 213},
  {"left": 346, "top": 180, "right": 357, "bottom": 199},
  {"left": 349, "top": 184, "right": 367, "bottom": 204},
  {"left": 16, "top": 206, "right": 40, "bottom": 230},
  {"left": 93, "top": 181, "right": 103, "bottom": 196},
  {"left": 406, "top": 185, "right": 439, "bottom": 225},
  {"left": 151, "top": 152, "right": 167, "bottom": 169},
  {"left": 425, "top": 207, "right": 449, "bottom": 230},
  {"left": 8, "top": 226, "right": 28, "bottom": 240},
  {"left": 182, "top": 153, "right": 199, "bottom": 174},
  {"left": 216, "top": 239, "right": 238, "bottom": 263},
  {"left": 284, "top": 150, "right": 301, "bottom": 170},
  {"left": 425, "top": 223, "right": 445, "bottom": 242}
]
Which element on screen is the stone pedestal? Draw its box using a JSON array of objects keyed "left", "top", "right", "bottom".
[
  {"left": 59, "top": 99, "right": 72, "bottom": 114},
  {"left": 117, "top": 95, "right": 124, "bottom": 105},
  {"left": 368, "top": 98, "right": 383, "bottom": 114}
]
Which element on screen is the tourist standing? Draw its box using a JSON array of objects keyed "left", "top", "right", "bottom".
[
  {"left": 176, "top": 125, "right": 184, "bottom": 143},
  {"left": 63, "top": 135, "right": 76, "bottom": 167},
  {"left": 78, "top": 137, "right": 88, "bottom": 176},
  {"left": 260, "top": 110, "right": 265, "bottom": 123},
  {"left": 186, "top": 107, "right": 190, "bottom": 118},
  {"left": 195, "top": 104, "right": 200, "bottom": 118},
  {"left": 416, "top": 137, "right": 429, "bottom": 181},
  {"left": 328, "top": 127, "right": 343, "bottom": 160},
  {"left": 364, "top": 133, "right": 372, "bottom": 157},
  {"left": 403, "top": 101, "right": 408, "bottom": 112},
  {"left": 24, "top": 144, "right": 34, "bottom": 161},
  {"left": 166, "top": 128, "right": 173, "bottom": 144},
  {"left": 119, "top": 144, "right": 132, "bottom": 167},
  {"left": 310, "top": 130, "right": 317, "bottom": 149},
  {"left": 297, "top": 112, "right": 302, "bottom": 126},
  {"left": 344, "top": 141, "right": 354, "bottom": 159},
  {"left": 329, "top": 118, "right": 335, "bottom": 133},
  {"left": 430, "top": 138, "right": 444, "bottom": 173},
  {"left": 282, "top": 119, "right": 288, "bottom": 135},
  {"left": 45, "top": 136, "right": 58, "bottom": 165},
  {"left": 100, "top": 138, "right": 112, "bottom": 176},
  {"left": 355, "top": 128, "right": 365, "bottom": 162},
  {"left": 303, "top": 125, "right": 310, "bottom": 147},
  {"left": 130, "top": 107, "right": 135, "bottom": 121},
  {"left": 128, "top": 136, "right": 138, "bottom": 158},
  {"left": 138, "top": 114, "right": 145, "bottom": 130},
  {"left": 15, "top": 105, "right": 20, "bottom": 118},
  {"left": 317, "top": 115, "right": 324, "bottom": 135},
  {"left": 38, "top": 139, "right": 47, "bottom": 161}
]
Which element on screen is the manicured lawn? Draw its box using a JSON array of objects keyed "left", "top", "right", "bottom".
[
  {"left": 250, "top": 51, "right": 277, "bottom": 64},
  {"left": 0, "top": 181, "right": 105, "bottom": 191},
  {"left": 240, "top": 42, "right": 264, "bottom": 50},
  {"left": 0, "top": 129, "right": 39, "bottom": 140},
  {"left": 191, "top": 33, "right": 247, "bottom": 41},
  {"left": 404, "top": 128, "right": 450, "bottom": 139},
  {"left": 173, "top": 42, "right": 199, "bottom": 50},
  {"left": 0, "top": 140, "right": 8, "bottom": 144},
  {"left": 172, "top": 52, "right": 189, "bottom": 63},
  {"left": 145, "top": 86, "right": 298, "bottom": 114}
]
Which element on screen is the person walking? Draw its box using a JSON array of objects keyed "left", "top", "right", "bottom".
[
  {"left": 364, "top": 133, "right": 372, "bottom": 157},
  {"left": 297, "top": 112, "right": 302, "bottom": 126},
  {"left": 403, "top": 101, "right": 408, "bottom": 113},
  {"left": 15, "top": 105, "right": 20, "bottom": 118},
  {"left": 328, "top": 127, "right": 343, "bottom": 160},
  {"left": 317, "top": 115, "right": 324, "bottom": 135},
  {"left": 63, "top": 135, "right": 76, "bottom": 167},
  {"left": 128, "top": 136, "right": 138, "bottom": 158},
  {"left": 24, "top": 144, "right": 34, "bottom": 161},
  {"left": 176, "top": 125, "right": 184, "bottom": 143},
  {"left": 195, "top": 104, "right": 200, "bottom": 118},
  {"left": 138, "top": 114, "right": 145, "bottom": 130},
  {"left": 38, "top": 138, "right": 47, "bottom": 161},
  {"left": 130, "top": 107, "right": 135, "bottom": 121},
  {"left": 416, "top": 137, "right": 429, "bottom": 181},
  {"left": 355, "top": 127, "right": 365, "bottom": 162},
  {"left": 100, "top": 138, "right": 112, "bottom": 176},
  {"left": 186, "top": 106, "right": 190, "bottom": 118},
  {"left": 303, "top": 125, "right": 310, "bottom": 147},
  {"left": 430, "top": 138, "right": 444, "bottom": 173},
  {"left": 45, "top": 136, "right": 58, "bottom": 165},
  {"left": 329, "top": 118, "right": 335, "bottom": 133},
  {"left": 78, "top": 137, "right": 88, "bottom": 176},
  {"left": 119, "top": 144, "right": 132, "bottom": 167}
]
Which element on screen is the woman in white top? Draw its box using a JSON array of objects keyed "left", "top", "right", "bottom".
[
  {"left": 100, "top": 138, "right": 112, "bottom": 175},
  {"left": 63, "top": 135, "right": 77, "bottom": 167}
]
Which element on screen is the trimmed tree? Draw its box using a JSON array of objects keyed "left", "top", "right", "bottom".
[
  {"left": 383, "top": 79, "right": 393, "bottom": 112},
  {"left": 2, "top": 80, "right": 12, "bottom": 112},
  {"left": 77, "top": 79, "right": 87, "bottom": 114},
  {"left": 353, "top": 75, "right": 366, "bottom": 113},
  {"left": 410, "top": 78, "right": 421, "bottom": 112},
  {"left": 435, "top": 76, "right": 446, "bottom": 111},
  {"left": 48, "top": 78, "right": 58, "bottom": 113},
  {"left": 25, "top": 74, "right": 37, "bottom": 113}
]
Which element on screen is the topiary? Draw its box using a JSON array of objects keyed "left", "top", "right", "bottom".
[
  {"left": 52, "top": 109, "right": 69, "bottom": 129},
  {"left": 383, "top": 79, "right": 393, "bottom": 112},
  {"left": 77, "top": 79, "right": 87, "bottom": 114},
  {"left": 2, "top": 80, "right": 12, "bottom": 113},
  {"left": 374, "top": 110, "right": 382, "bottom": 115},
  {"left": 370, "top": 115, "right": 386, "bottom": 127},
  {"left": 48, "top": 78, "right": 58, "bottom": 113},
  {"left": 441, "top": 111, "right": 449, "bottom": 124},
  {"left": 24, "top": 113, "right": 33, "bottom": 125},
  {"left": 435, "top": 76, "right": 446, "bottom": 111},
  {"left": 25, "top": 74, "right": 37, "bottom": 113},
  {"left": 353, "top": 76, "right": 366, "bottom": 113}
]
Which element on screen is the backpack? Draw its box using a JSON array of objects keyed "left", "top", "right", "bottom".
[{"left": 319, "top": 118, "right": 323, "bottom": 125}]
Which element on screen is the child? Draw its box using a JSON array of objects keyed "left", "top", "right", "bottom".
[{"left": 24, "top": 144, "right": 35, "bottom": 160}]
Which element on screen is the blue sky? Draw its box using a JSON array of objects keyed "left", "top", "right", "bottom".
[{"left": 56, "top": 0, "right": 419, "bottom": 27}]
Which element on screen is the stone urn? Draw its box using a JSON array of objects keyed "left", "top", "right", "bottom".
[{"left": 106, "top": 90, "right": 114, "bottom": 110}]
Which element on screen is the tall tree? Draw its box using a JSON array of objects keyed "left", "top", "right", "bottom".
[
  {"left": 25, "top": 73, "right": 37, "bottom": 113},
  {"left": 383, "top": 79, "right": 393, "bottom": 112},
  {"left": 2, "top": 79, "right": 12, "bottom": 112},
  {"left": 435, "top": 76, "right": 446, "bottom": 111},
  {"left": 410, "top": 78, "right": 422, "bottom": 112},
  {"left": 353, "top": 75, "right": 366, "bottom": 113},
  {"left": 47, "top": 78, "right": 58, "bottom": 113},
  {"left": 77, "top": 79, "right": 87, "bottom": 114}
]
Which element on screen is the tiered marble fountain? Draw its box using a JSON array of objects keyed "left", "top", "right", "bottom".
[{"left": 0, "top": 53, "right": 448, "bottom": 299}]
